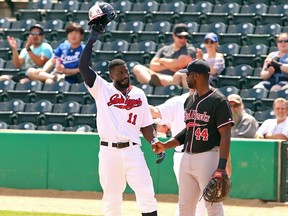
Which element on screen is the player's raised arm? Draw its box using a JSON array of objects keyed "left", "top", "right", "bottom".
[
  {"left": 79, "top": 26, "right": 100, "bottom": 88},
  {"left": 79, "top": 3, "right": 117, "bottom": 88}
]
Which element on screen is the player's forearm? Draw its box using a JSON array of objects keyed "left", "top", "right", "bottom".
[
  {"left": 163, "top": 138, "right": 181, "bottom": 150},
  {"left": 79, "top": 31, "right": 99, "bottom": 87},
  {"left": 141, "top": 125, "right": 157, "bottom": 144}
]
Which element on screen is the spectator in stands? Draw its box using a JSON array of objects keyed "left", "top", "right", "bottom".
[
  {"left": 253, "top": 32, "right": 288, "bottom": 91},
  {"left": 27, "top": 23, "right": 85, "bottom": 84},
  {"left": 173, "top": 32, "right": 225, "bottom": 88},
  {"left": 0, "top": 24, "right": 53, "bottom": 83},
  {"left": 255, "top": 98, "right": 288, "bottom": 140},
  {"left": 227, "top": 94, "right": 259, "bottom": 138},
  {"left": 133, "top": 23, "right": 196, "bottom": 87}
]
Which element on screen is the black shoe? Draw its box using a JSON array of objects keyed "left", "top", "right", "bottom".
[{"left": 149, "top": 74, "right": 162, "bottom": 87}]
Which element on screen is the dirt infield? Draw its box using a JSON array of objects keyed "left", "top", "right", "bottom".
[{"left": 0, "top": 188, "right": 287, "bottom": 216}]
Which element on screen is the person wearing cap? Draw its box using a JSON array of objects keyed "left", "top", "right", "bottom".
[
  {"left": 27, "top": 22, "right": 85, "bottom": 84},
  {"left": 0, "top": 24, "right": 53, "bottom": 83},
  {"left": 133, "top": 23, "right": 196, "bottom": 86},
  {"left": 255, "top": 97, "right": 288, "bottom": 140},
  {"left": 152, "top": 59, "right": 234, "bottom": 215},
  {"left": 227, "top": 94, "right": 258, "bottom": 138},
  {"left": 173, "top": 32, "right": 225, "bottom": 88}
]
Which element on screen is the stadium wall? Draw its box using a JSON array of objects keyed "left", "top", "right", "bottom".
[{"left": 0, "top": 131, "right": 282, "bottom": 201}]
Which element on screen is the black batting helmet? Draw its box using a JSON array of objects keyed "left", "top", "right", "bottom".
[{"left": 88, "top": 2, "right": 117, "bottom": 26}]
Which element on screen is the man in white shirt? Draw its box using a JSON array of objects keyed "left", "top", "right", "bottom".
[{"left": 255, "top": 97, "right": 288, "bottom": 139}]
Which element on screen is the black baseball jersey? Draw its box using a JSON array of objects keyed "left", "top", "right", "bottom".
[{"left": 175, "top": 88, "right": 234, "bottom": 153}]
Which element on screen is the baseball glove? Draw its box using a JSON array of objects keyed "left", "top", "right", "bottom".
[{"left": 201, "top": 171, "right": 232, "bottom": 204}]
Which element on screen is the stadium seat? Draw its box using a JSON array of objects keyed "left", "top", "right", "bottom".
[
  {"left": 129, "top": 40, "right": 157, "bottom": 53},
  {"left": 185, "top": 22, "right": 199, "bottom": 33},
  {"left": 254, "top": 109, "right": 275, "bottom": 124},
  {"left": 91, "top": 60, "right": 110, "bottom": 74},
  {"left": 225, "top": 64, "right": 254, "bottom": 76},
  {"left": 213, "top": 2, "right": 240, "bottom": 14},
  {"left": 0, "top": 80, "right": 16, "bottom": 101},
  {"left": 136, "top": 83, "right": 154, "bottom": 95},
  {"left": 239, "top": 44, "right": 268, "bottom": 56},
  {"left": 219, "top": 42, "right": 241, "bottom": 56},
  {"left": 111, "top": 0, "right": 133, "bottom": 13},
  {"left": 267, "top": 3, "right": 288, "bottom": 16},
  {"left": 34, "top": 81, "right": 71, "bottom": 103},
  {"left": 0, "top": 121, "right": 8, "bottom": 129},
  {"left": 80, "top": 103, "right": 97, "bottom": 114},
  {"left": 226, "top": 22, "right": 255, "bottom": 35},
  {"left": 150, "top": 1, "right": 186, "bottom": 23},
  {"left": 71, "top": 113, "right": 97, "bottom": 129},
  {"left": 17, "top": 0, "right": 53, "bottom": 21},
  {"left": 132, "top": 0, "right": 159, "bottom": 12},
  {"left": 199, "top": 22, "right": 227, "bottom": 34},
  {"left": 147, "top": 95, "right": 170, "bottom": 106},
  {"left": 3, "top": 19, "right": 37, "bottom": 40},
  {"left": 240, "top": 88, "right": 269, "bottom": 111},
  {"left": 246, "top": 23, "right": 282, "bottom": 47},
  {"left": 217, "top": 75, "right": 244, "bottom": 89},
  {"left": 186, "top": 2, "right": 213, "bottom": 14},
  {"left": 0, "top": 99, "right": 25, "bottom": 124},
  {"left": 153, "top": 84, "right": 182, "bottom": 96},
  {"left": 37, "top": 123, "right": 64, "bottom": 131},
  {"left": 218, "top": 86, "right": 239, "bottom": 97},
  {"left": 0, "top": 17, "right": 11, "bottom": 29},
  {"left": 108, "top": 21, "right": 145, "bottom": 42},
  {"left": 9, "top": 122, "right": 37, "bottom": 130},
  {"left": 65, "top": 124, "right": 94, "bottom": 132},
  {"left": 61, "top": 82, "right": 92, "bottom": 104},
  {"left": 6, "top": 80, "right": 42, "bottom": 103},
  {"left": 232, "top": 3, "right": 267, "bottom": 25},
  {"left": 16, "top": 99, "right": 53, "bottom": 125},
  {"left": 44, "top": 101, "right": 81, "bottom": 126},
  {"left": 137, "top": 21, "right": 171, "bottom": 43}
]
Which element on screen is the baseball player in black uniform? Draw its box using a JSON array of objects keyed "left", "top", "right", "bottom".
[{"left": 153, "top": 59, "right": 234, "bottom": 216}]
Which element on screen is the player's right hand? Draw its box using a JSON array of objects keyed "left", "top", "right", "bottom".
[{"left": 152, "top": 142, "right": 166, "bottom": 154}]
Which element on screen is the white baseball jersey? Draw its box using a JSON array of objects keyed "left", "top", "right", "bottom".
[
  {"left": 87, "top": 76, "right": 154, "bottom": 144},
  {"left": 156, "top": 93, "right": 189, "bottom": 152},
  {"left": 255, "top": 118, "right": 288, "bottom": 137}
]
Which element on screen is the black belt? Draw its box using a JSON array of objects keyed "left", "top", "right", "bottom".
[{"left": 100, "top": 141, "right": 137, "bottom": 149}]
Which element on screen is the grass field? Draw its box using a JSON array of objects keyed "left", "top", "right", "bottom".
[{"left": 0, "top": 211, "right": 94, "bottom": 216}]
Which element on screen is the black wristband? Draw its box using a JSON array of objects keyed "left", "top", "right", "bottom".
[
  {"left": 217, "top": 158, "right": 227, "bottom": 170},
  {"left": 26, "top": 47, "right": 31, "bottom": 52}
]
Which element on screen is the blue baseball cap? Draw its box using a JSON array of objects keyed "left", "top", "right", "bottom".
[
  {"left": 179, "top": 59, "right": 210, "bottom": 74},
  {"left": 204, "top": 32, "right": 218, "bottom": 42}
]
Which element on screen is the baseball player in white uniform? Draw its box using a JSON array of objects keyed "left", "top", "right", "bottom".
[
  {"left": 79, "top": 7, "right": 163, "bottom": 215},
  {"left": 150, "top": 90, "right": 206, "bottom": 216}
]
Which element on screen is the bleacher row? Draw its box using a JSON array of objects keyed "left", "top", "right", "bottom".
[{"left": 0, "top": 0, "right": 287, "bottom": 131}]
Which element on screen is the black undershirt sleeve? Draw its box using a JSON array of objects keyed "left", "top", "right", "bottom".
[{"left": 79, "top": 29, "right": 100, "bottom": 88}]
